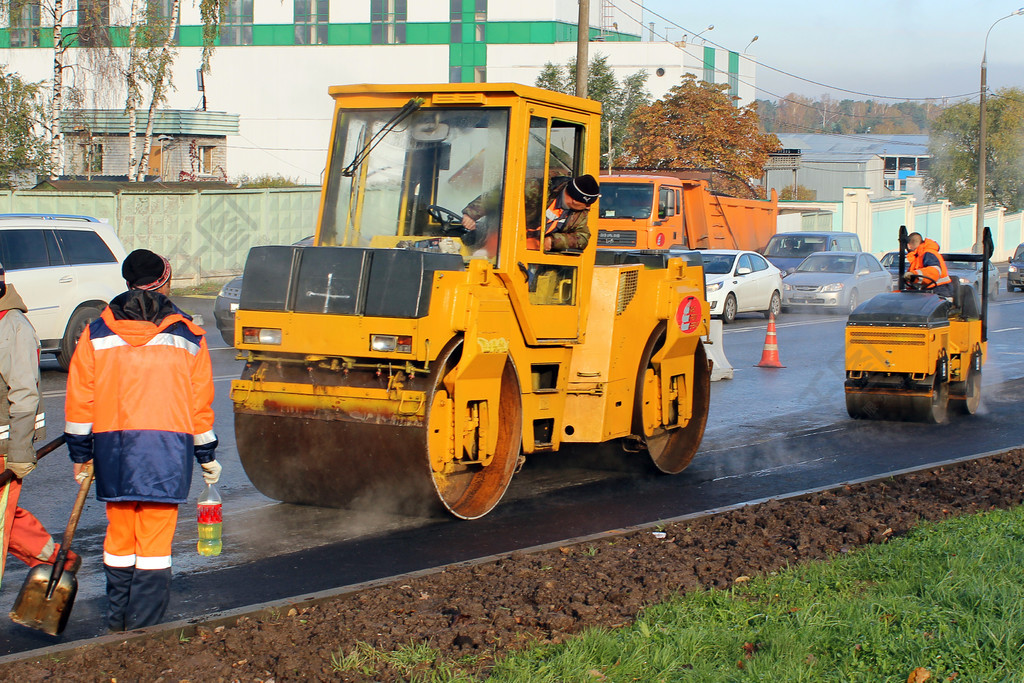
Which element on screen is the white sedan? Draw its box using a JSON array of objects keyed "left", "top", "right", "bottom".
[{"left": 701, "top": 249, "right": 784, "bottom": 323}]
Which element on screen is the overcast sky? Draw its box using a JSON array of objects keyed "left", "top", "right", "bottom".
[{"left": 636, "top": 0, "right": 1024, "bottom": 103}]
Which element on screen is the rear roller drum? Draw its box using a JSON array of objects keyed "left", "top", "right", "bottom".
[
  {"left": 632, "top": 328, "right": 711, "bottom": 474},
  {"left": 909, "top": 375, "right": 949, "bottom": 424},
  {"left": 427, "top": 342, "right": 522, "bottom": 519}
]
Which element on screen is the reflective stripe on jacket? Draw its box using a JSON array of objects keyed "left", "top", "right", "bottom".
[
  {"left": 64, "top": 299, "right": 217, "bottom": 503},
  {"left": 908, "top": 239, "right": 952, "bottom": 287}
]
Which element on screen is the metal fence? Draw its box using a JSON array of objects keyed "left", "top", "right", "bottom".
[{"left": 0, "top": 187, "right": 322, "bottom": 284}]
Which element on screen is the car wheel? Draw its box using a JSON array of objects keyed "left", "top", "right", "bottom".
[
  {"left": 722, "top": 293, "right": 737, "bottom": 324},
  {"left": 989, "top": 283, "right": 998, "bottom": 301},
  {"left": 57, "top": 305, "right": 103, "bottom": 371},
  {"left": 763, "top": 291, "right": 781, "bottom": 319},
  {"left": 1008, "top": 281, "right": 1015, "bottom": 293},
  {"left": 220, "top": 328, "right": 235, "bottom": 346},
  {"left": 847, "top": 289, "right": 858, "bottom": 314}
]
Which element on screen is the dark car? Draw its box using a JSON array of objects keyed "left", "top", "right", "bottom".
[
  {"left": 763, "top": 231, "right": 862, "bottom": 273},
  {"left": 214, "top": 236, "right": 314, "bottom": 345},
  {"left": 1009, "top": 242, "right": 1024, "bottom": 292}
]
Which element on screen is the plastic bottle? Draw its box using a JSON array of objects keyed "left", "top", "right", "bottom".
[{"left": 197, "top": 483, "right": 222, "bottom": 557}]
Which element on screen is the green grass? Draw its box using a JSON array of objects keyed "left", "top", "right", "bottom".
[
  {"left": 170, "top": 281, "right": 224, "bottom": 297},
  {"left": 470, "top": 506, "right": 1024, "bottom": 681}
]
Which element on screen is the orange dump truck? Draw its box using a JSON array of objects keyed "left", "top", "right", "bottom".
[{"left": 596, "top": 175, "right": 778, "bottom": 252}]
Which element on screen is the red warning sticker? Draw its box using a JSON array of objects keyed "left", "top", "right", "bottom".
[
  {"left": 675, "top": 296, "right": 702, "bottom": 334},
  {"left": 655, "top": 233, "right": 665, "bottom": 247}
]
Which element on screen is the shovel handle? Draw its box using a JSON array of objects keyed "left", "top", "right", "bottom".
[
  {"left": 46, "top": 462, "right": 93, "bottom": 600},
  {"left": 0, "top": 435, "right": 67, "bottom": 488}
]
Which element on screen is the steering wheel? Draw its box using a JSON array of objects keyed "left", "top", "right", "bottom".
[
  {"left": 426, "top": 205, "right": 468, "bottom": 237},
  {"left": 904, "top": 273, "right": 937, "bottom": 291}
]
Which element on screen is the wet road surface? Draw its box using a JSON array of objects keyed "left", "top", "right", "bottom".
[{"left": 2, "top": 287, "right": 1023, "bottom": 655}]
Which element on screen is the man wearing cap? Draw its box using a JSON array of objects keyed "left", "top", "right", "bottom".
[
  {"left": 462, "top": 174, "right": 600, "bottom": 253},
  {"left": 64, "top": 249, "right": 221, "bottom": 631},
  {"left": 0, "top": 264, "right": 82, "bottom": 586}
]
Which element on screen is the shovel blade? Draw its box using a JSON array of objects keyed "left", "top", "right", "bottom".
[{"left": 9, "top": 563, "right": 78, "bottom": 636}]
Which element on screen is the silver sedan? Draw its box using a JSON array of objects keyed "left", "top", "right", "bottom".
[{"left": 782, "top": 251, "right": 892, "bottom": 314}]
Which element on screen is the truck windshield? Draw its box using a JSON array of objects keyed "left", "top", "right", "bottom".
[
  {"left": 320, "top": 107, "right": 510, "bottom": 262},
  {"left": 597, "top": 182, "right": 654, "bottom": 220},
  {"left": 764, "top": 234, "right": 828, "bottom": 258}
]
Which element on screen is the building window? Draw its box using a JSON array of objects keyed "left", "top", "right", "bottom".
[
  {"left": 219, "top": 0, "right": 253, "bottom": 46},
  {"left": 82, "top": 143, "right": 103, "bottom": 173},
  {"left": 199, "top": 146, "right": 216, "bottom": 175},
  {"left": 294, "top": 0, "right": 328, "bottom": 45},
  {"left": 147, "top": 0, "right": 180, "bottom": 42},
  {"left": 10, "top": 0, "right": 41, "bottom": 48},
  {"left": 371, "top": 0, "right": 406, "bottom": 45},
  {"left": 77, "top": 0, "right": 110, "bottom": 48}
]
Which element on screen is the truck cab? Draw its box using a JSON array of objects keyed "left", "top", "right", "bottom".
[{"left": 597, "top": 175, "right": 684, "bottom": 249}]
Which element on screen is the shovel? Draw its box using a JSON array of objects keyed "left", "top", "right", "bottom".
[{"left": 9, "top": 461, "right": 93, "bottom": 636}]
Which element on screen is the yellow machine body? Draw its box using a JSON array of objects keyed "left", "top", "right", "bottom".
[
  {"left": 231, "top": 84, "right": 712, "bottom": 518},
  {"left": 844, "top": 232, "right": 991, "bottom": 423}
]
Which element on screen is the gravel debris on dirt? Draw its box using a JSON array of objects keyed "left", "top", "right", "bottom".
[{"left": 5, "top": 448, "right": 1024, "bottom": 682}]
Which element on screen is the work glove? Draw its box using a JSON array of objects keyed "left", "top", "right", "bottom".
[
  {"left": 73, "top": 461, "right": 93, "bottom": 484},
  {"left": 7, "top": 461, "right": 35, "bottom": 479},
  {"left": 201, "top": 460, "right": 222, "bottom": 485}
]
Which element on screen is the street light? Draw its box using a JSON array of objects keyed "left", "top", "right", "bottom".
[
  {"left": 694, "top": 24, "right": 714, "bottom": 44},
  {"left": 976, "top": 8, "right": 1023, "bottom": 250},
  {"left": 744, "top": 35, "right": 759, "bottom": 53}
]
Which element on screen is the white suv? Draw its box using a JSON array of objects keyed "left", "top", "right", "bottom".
[{"left": 0, "top": 214, "right": 128, "bottom": 369}]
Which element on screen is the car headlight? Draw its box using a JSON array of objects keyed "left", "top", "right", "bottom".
[
  {"left": 1009, "top": 265, "right": 1017, "bottom": 272},
  {"left": 821, "top": 283, "right": 844, "bottom": 292},
  {"left": 705, "top": 281, "right": 723, "bottom": 293},
  {"left": 783, "top": 284, "right": 792, "bottom": 291}
]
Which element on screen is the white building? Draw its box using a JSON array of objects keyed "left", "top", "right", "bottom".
[{"left": 0, "top": 0, "right": 756, "bottom": 183}]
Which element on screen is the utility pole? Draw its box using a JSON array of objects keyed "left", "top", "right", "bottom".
[{"left": 576, "top": 0, "right": 589, "bottom": 98}]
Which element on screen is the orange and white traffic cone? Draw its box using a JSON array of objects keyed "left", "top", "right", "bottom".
[{"left": 755, "top": 312, "right": 785, "bottom": 368}]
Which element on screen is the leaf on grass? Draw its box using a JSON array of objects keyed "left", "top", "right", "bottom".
[
  {"left": 907, "top": 667, "right": 931, "bottom": 683},
  {"left": 742, "top": 642, "right": 763, "bottom": 659},
  {"left": 587, "top": 669, "right": 607, "bottom": 680},
  {"left": 734, "top": 576, "right": 750, "bottom": 583}
]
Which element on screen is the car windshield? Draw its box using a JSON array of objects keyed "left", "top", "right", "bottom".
[
  {"left": 319, "top": 106, "right": 510, "bottom": 262},
  {"left": 946, "top": 260, "right": 980, "bottom": 272},
  {"left": 764, "top": 234, "right": 829, "bottom": 258},
  {"left": 598, "top": 182, "right": 654, "bottom": 220},
  {"left": 1015, "top": 245, "right": 1024, "bottom": 260},
  {"left": 700, "top": 253, "right": 736, "bottom": 275},
  {"left": 880, "top": 252, "right": 898, "bottom": 268},
  {"left": 796, "top": 254, "right": 857, "bottom": 274}
]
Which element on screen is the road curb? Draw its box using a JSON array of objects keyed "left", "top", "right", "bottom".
[{"left": 2, "top": 442, "right": 1022, "bottom": 667}]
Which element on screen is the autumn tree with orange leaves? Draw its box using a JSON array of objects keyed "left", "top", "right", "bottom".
[{"left": 621, "top": 75, "right": 780, "bottom": 189}]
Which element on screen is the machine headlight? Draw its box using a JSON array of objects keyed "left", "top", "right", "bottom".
[
  {"left": 821, "top": 283, "right": 844, "bottom": 292},
  {"left": 705, "top": 281, "right": 724, "bottom": 293},
  {"left": 370, "top": 334, "right": 413, "bottom": 353},
  {"left": 242, "top": 327, "right": 282, "bottom": 345}
]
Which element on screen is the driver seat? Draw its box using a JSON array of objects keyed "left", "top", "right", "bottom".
[{"left": 950, "top": 283, "right": 980, "bottom": 320}]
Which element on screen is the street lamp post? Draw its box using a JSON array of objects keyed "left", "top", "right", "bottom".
[
  {"left": 694, "top": 24, "right": 714, "bottom": 44},
  {"left": 744, "top": 35, "right": 759, "bottom": 53},
  {"left": 976, "top": 8, "right": 1023, "bottom": 250}
]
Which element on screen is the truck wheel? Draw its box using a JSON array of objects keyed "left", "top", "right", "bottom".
[
  {"left": 722, "top": 294, "right": 737, "bottom": 324},
  {"left": 763, "top": 291, "right": 781, "bottom": 319},
  {"left": 57, "top": 305, "right": 102, "bottom": 371}
]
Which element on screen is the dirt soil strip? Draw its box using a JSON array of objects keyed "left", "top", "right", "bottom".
[{"left": 4, "top": 445, "right": 1024, "bottom": 682}]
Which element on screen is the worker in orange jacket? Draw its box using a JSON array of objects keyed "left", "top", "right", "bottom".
[
  {"left": 0, "top": 264, "right": 81, "bottom": 587},
  {"left": 904, "top": 232, "right": 954, "bottom": 297},
  {"left": 64, "top": 250, "right": 221, "bottom": 631}
]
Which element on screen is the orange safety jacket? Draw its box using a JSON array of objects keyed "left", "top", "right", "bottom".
[
  {"left": 907, "top": 238, "right": 952, "bottom": 288},
  {"left": 64, "top": 292, "right": 217, "bottom": 503}
]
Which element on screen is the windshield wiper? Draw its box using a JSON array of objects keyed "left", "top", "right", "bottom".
[{"left": 341, "top": 97, "right": 425, "bottom": 177}]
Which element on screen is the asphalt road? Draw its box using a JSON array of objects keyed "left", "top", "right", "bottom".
[{"left": 2, "top": 284, "right": 1023, "bottom": 654}]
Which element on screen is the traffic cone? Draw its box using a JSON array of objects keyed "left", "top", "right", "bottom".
[{"left": 755, "top": 312, "right": 785, "bottom": 368}]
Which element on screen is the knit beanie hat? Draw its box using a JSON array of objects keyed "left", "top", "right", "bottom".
[
  {"left": 565, "top": 174, "right": 600, "bottom": 205},
  {"left": 123, "top": 249, "right": 171, "bottom": 290}
]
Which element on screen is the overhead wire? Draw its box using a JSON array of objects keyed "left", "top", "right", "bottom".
[{"left": 616, "top": 0, "right": 979, "bottom": 102}]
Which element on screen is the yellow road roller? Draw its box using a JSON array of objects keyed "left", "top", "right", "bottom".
[
  {"left": 230, "top": 83, "right": 712, "bottom": 518},
  {"left": 845, "top": 226, "right": 992, "bottom": 423}
]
